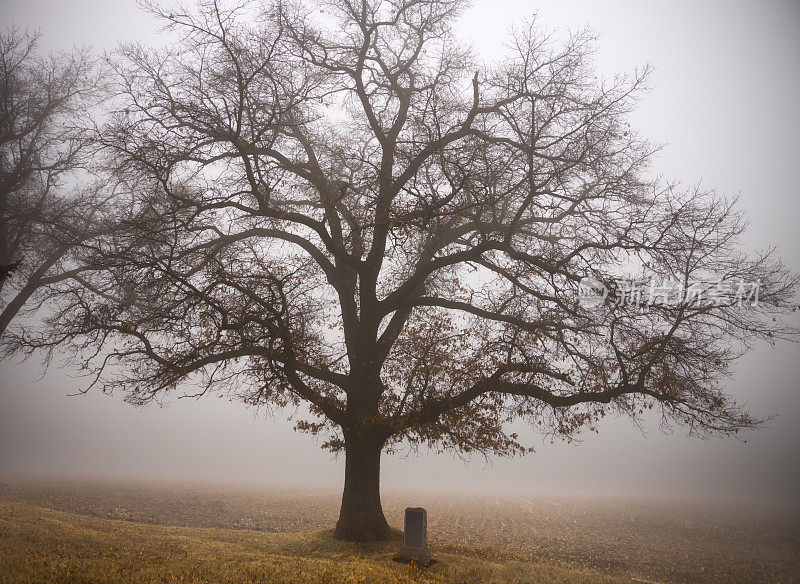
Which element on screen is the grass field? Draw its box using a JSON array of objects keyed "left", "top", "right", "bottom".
[
  {"left": 0, "top": 497, "right": 637, "bottom": 584},
  {"left": 0, "top": 480, "right": 798, "bottom": 583}
]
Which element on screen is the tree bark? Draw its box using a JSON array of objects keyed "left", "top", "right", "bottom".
[{"left": 333, "top": 432, "right": 390, "bottom": 541}]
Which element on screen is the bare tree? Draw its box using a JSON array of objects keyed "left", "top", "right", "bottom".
[
  {"left": 0, "top": 28, "right": 108, "bottom": 341},
  {"left": 30, "top": 0, "right": 798, "bottom": 540}
]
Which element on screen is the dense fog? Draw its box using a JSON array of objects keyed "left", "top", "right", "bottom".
[{"left": 1, "top": 0, "right": 798, "bottom": 508}]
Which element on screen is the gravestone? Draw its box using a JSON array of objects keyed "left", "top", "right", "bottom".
[{"left": 398, "top": 507, "right": 431, "bottom": 566}]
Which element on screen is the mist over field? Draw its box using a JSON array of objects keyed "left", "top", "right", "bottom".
[{"left": 1, "top": 0, "right": 799, "bottom": 512}]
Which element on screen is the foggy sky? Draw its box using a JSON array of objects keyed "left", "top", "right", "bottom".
[{"left": 1, "top": 0, "right": 798, "bottom": 508}]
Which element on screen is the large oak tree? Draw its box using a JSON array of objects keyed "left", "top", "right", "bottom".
[{"left": 26, "top": 0, "right": 798, "bottom": 540}]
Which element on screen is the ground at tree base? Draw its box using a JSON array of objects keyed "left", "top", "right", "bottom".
[
  {"left": 0, "top": 481, "right": 797, "bottom": 583},
  {"left": 0, "top": 498, "right": 638, "bottom": 584}
]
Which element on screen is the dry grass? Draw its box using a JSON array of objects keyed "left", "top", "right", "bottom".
[
  {"left": 0, "top": 497, "right": 633, "bottom": 584},
  {"left": 1, "top": 479, "right": 798, "bottom": 583}
]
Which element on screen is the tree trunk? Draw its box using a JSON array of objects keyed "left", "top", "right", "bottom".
[{"left": 333, "top": 432, "right": 390, "bottom": 541}]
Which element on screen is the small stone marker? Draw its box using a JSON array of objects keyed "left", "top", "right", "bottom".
[{"left": 398, "top": 507, "right": 431, "bottom": 566}]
